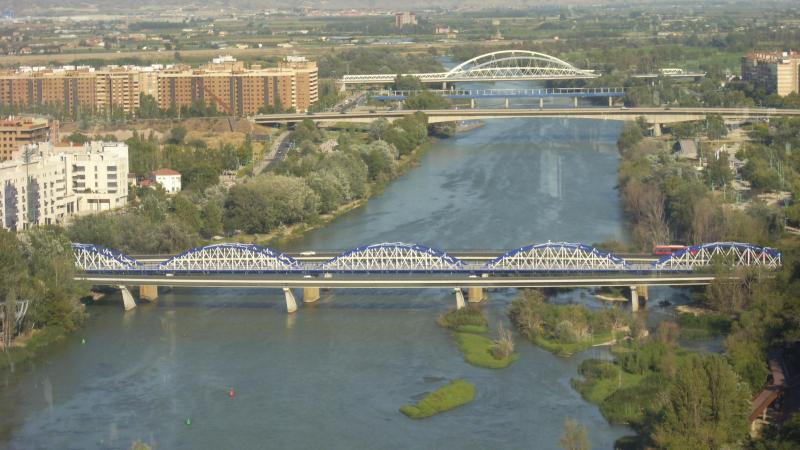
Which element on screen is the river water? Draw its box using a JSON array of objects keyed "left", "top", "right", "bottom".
[{"left": 1, "top": 117, "right": 671, "bottom": 449}]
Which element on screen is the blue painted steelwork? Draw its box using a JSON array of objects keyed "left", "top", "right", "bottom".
[
  {"left": 484, "top": 242, "right": 629, "bottom": 273},
  {"left": 157, "top": 243, "right": 300, "bottom": 273},
  {"left": 316, "top": 242, "right": 465, "bottom": 273},
  {"left": 72, "top": 243, "right": 143, "bottom": 272},
  {"left": 71, "top": 241, "right": 781, "bottom": 275},
  {"left": 652, "top": 242, "right": 782, "bottom": 270}
]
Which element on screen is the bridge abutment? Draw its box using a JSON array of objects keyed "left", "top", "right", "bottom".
[
  {"left": 283, "top": 288, "right": 298, "bottom": 313},
  {"left": 303, "top": 287, "right": 320, "bottom": 303},
  {"left": 454, "top": 288, "right": 466, "bottom": 310},
  {"left": 139, "top": 285, "right": 158, "bottom": 302},
  {"left": 118, "top": 285, "right": 136, "bottom": 311},
  {"left": 468, "top": 287, "right": 485, "bottom": 303}
]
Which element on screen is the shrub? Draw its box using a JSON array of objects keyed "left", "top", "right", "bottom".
[
  {"left": 491, "top": 322, "right": 515, "bottom": 359},
  {"left": 399, "top": 380, "right": 476, "bottom": 419},
  {"left": 437, "top": 307, "right": 488, "bottom": 333}
]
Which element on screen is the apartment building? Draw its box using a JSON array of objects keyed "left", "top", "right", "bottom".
[
  {"left": 0, "top": 141, "right": 128, "bottom": 230},
  {"left": 157, "top": 56, "right": 318, "bottom": 114},
  {"left": 742, "top": 51, "right": 800, "bottom": 96},
  {"left": 0, "top": 57, "right": 319, "bottom": 116},
  {"left": 0, "top": 117, "right": 50, "bottom": 161}
]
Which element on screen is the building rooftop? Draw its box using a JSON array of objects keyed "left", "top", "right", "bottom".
[{"left": 153, "top": 168, "right": 181, "bottom": 176}]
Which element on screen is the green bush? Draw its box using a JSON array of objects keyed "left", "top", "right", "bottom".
[
  {"left": 678, "top": 313, "right": 732, "bottom": 340},
  {"left": 578, "top": 359, "right": 620, "bottom": 380},
  {"left": 454, "top": 332, "right": 518, "bottom": 369},
  {"left": 599, "top": 374, "right": 666, "bottom": 426},
  {"left": 399, "top": 380, "right": 476, "bottom": 419},
  {"left": 437, "top": 308, "right": 488, "bottom": 333}
]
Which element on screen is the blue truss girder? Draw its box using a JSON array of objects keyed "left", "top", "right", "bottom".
[
  {"left": 652, "top": 242, "right": 782, "bottom": 271},
  {"left": 485, "top": 242, "right": 629, "bottom": 272}
]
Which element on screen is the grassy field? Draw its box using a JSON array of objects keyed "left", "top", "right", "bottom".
[
  {"left": 399, "top": 380, "right": 476, "bottom": 419},
  {"left": 454, "top": 332, "right": 518, "bottom": 369}
]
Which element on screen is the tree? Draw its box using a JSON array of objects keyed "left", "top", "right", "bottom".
[
  {"left": 705, "top": 151, "right": 733, "bottom": 188},
  {"left": 652, "top": 354, "right": 750, "bottom": 450},
  {"left": 369, "top": 118, "right": 390, "bottom": 141},
  {"left": 706, "top": 114, "right": 727, "bottom": 140},
  {"left": 168, "top": 125, "right": 187, "bottom": 145},
  {"left": 394, "top": 74, "right": 424, "bottom": 91},
  {"left": 560, "top": 418, "right": 590, "bottom": 450}
]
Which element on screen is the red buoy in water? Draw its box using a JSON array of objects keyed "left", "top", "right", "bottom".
[{"left": 229, "top": 388, "right": 235, "bottom": 398}]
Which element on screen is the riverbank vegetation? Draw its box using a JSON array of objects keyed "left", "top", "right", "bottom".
[
  {"left": 68, "top": 113, "right": 438, "bottom": 253},
  {"left": 0, "top": 227, "right": 87, "bottom": 370},
  {"left": 591, "top": 115, "right": 800, "bottom": 447},
  {"left": 509, "top": 289, "right": 631, "bottom": 357},
  {"left": 399, "top": 379, "right": 476, "bottom": 419}
]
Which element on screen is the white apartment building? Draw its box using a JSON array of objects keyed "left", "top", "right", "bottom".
[{"left": 0, "top": 141, "right": 128, "bottom": 230}]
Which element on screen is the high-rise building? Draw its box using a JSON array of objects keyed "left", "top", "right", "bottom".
[
  {"left": 0, "top": 141, "right": 128, "bottom": 230},
  {"left": 0, "top": 117, "right": 50, "bottom": 161},
  {"left": 742, "top": 51, "right": 800, "bottom": 96}
]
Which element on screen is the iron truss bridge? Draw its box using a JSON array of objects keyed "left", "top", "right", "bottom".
[
  {"left": 369, "top": 87, "right": 626, "bottom": 101},
  {"left": 73, "top": 242, "right": 781, "bottom": 275},
  {"left": 338, "top": 50, "right": 599, "bottom": 85}
]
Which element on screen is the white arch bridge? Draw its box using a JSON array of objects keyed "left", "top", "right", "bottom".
[
  {"left": 73, "top": 242, "right": 780, "bottom": 313},
  {"left": 338, "top": 50, "right": 599, "bottom": 86}
]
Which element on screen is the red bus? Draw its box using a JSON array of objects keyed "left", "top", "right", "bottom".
[{"left": 653, "top": 244, "right": 687, "bottom": 256}]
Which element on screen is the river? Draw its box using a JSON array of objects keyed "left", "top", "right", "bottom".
[{"left": 1, "top": 116, "right": 678, "bottom": 449}]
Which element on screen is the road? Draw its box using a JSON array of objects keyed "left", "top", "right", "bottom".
[
  {"left": 253, "top": 107, "right": 800, "bottom": 125},
  {"left": 77, "top": 273, "right": 715, "bottom": 288}
]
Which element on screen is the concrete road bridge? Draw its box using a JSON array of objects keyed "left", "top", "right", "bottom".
[
  {"left": 253, "top": 107, "right": 800, "bottom": 129},
  {"left": 73, "top": 242, "right": 780, "bottom": 313},
  {"left": 337, "top": 50, "right": 600, "bottom": 88}
]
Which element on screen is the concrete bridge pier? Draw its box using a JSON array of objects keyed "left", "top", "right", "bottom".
[
  {"left": 470, "top": 99, "right": 476, "bottom": 109},
  {"left": 442, "top": 82, "right": 448, "bottom": 90},
  {"left": 139, "top": 285, "right": 158, "bottom": 302},
  {"left": 117, "top": 285, "right": 136, "bottom": 311},
  {"left": 283, "top": 288, "right": 298, "bottom": 313},
  {"left": 629, "top": 285, "right": 640, "bottom": 312},
  {"left": 468, "top": 287, "right": 485, "bottom": 303},
  {"left": 454, "top": 288, "right": 466, "bottom": 310},
  {"left": 504, "top": 98, "right": 509, "bottom": 109},
  {"left": 574, "top": 97, "right": 579, "bottom": 108},
  {"left": 539, "top": 98, "right": 544, "bottom": 109},
  {"left": 652, "top": 123, "right": 662, "bottom": 137},
  {"left": 608, "top": 96, "right": 613, "bottom": 107},
  {"left": 303, "top": 287, "right": 320, "bottom": 303}
]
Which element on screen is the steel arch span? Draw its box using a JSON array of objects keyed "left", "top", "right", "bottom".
[
  {"left": 72, "top": 243, "right": 143, "bottom": 272},
  {"left": 484, "top": 242, "right": 629, "bottom": 272},
  {"left": 652, "top": 242, "right": 782, "bottom": 271},
  {"left": 317, "top": 243, "right": 465, "bottom": 273},
  {"left": 158, "top": 243, "right": 300, "bottom": 273},
  {"left": 444, "top": 50, "right": 597, "bottom": 81}
]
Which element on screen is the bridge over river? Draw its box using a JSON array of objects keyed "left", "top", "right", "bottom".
[{"left": 74, "top": 241, "right": 781, "bottom": 313}]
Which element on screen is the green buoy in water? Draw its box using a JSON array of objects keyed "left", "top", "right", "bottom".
[
  {"left": 185, "top": 418, "right": 192, "bottom": 426},
  {"left": 81, "top": 338, "right": 86, "bottom": 345}
]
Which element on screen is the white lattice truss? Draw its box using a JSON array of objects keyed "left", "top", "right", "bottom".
[
  {"left": 485, "top": 243, "right": 629, "bottom": 272},
  {"left": 158, "top": 244, "right": 299, "bottom": 272},
  {"left": 318, "top": 243, "right": 465, "bottom": 272},
  {"left": 341, "top": 50, "right": 598, "bottom": 84},
  {"left": 73, "top": 243, "right": 142, "bottom": 272},
  {"left": 652, "top": 242, "right": 782, "bottom": 271}
]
